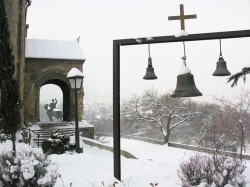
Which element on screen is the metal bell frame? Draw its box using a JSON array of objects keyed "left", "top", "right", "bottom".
[
  {"left": 143, "top": 44, "right": 158, "bottom": 80},
  {"left": 171, "top": 41, "right": 202, "bottom": 98},
  {"left": 113, "top": 30, "right": 250, "bottom": 181},
  {"left": 212, "top": 39, "right": 231, "bottom": 76}
]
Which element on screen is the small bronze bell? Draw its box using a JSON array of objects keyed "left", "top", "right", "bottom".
[
  {"left": 143, "top": 57, "right": 158, "bottom": 80},
  {"left": 212, "top": 56, "right": 231, "bottom": 76},
  {"left": 171, "top": 73, "right": 202, "bottom": 98}
]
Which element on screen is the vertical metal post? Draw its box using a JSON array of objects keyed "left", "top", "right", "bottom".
[
  {"left": 75, "top": 90, "right": 80, "bottom": 153},
  {"left": 113, "top": 41, "right": 121, "bottom": 180}
]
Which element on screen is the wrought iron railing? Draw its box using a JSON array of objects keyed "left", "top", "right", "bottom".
[
  {"left": 22, "top": 128, "right": 40, "bottom": 148},
  {"left": 29, "top": 130, "right": 40, "bottom": 148}
]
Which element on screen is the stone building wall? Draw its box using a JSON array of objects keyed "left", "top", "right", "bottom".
[
  {"left": 24, "top": 58, "right": 85, "bottom": 123},
  {"left": 4, "top": 0, "right": 85, "bottom": 125},
  {"left": 4, "top": 0, "right": 27, "bottom": 127}
]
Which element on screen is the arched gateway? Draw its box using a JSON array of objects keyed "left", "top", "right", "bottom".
[{"left": 24, "top": 39, "right": 86, "bottom": 123}]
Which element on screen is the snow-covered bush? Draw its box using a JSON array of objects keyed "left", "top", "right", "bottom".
[
  {"left": 0, "top": 148, "right": 58, "bottom": 187},
  {"left": 42, "top": 132, "right": 75, "bottom": 155},
  {"left": 0, "top": 133, "right": 7, "bottom": 143},
  {"left": 178, "top": 153, "right": 246, "bottom": 187}
]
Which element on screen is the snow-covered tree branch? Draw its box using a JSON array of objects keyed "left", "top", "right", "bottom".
[{"left": 121, "top": 88, "right": 200, "bottom": 144}]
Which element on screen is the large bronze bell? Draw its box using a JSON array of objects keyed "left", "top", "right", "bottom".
[
  {"left": 171, "top": 73, "right": 202, "bottom": 98},
  {"left": 143, "top": 57, "right": 158, "bottom": 80},
  {"left": 212, "top": 56, "right": 231, "bottom": 76}
]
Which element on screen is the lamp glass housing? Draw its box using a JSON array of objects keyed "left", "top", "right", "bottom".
[{"left": 68, "top": 76, "right": 83, "bottom": 90}]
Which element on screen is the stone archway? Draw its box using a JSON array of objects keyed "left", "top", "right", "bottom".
[
  {"left": 36, "top": 72, "right": 71, "bottom": 122},
  {"left": 24, "top": 58, "right": 85, "bottom": 124}
]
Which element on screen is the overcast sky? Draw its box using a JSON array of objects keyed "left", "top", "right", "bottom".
[{"left": 27, "top": 0, "right": 250, "bottom": 104}]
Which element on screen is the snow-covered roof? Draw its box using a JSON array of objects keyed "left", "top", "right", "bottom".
[{"left": 25, "top": 39, "right": 86, "bottom": 60}]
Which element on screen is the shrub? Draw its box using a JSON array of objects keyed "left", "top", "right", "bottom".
[
  {"left": 178, "top": 153, "right": 246, "bottom": 187},
  {"left": 0, "top": 133, "right": 7, "bottom": 143},
  {"left": 0, "top": 148, "right": 58, "bottom": 187},
  {"left": 42, "top": 132, "right": 75, "bottom": 155}
]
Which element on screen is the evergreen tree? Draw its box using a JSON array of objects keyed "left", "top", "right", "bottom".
[
  {"left": 0, "top": 0, "right": 15, "bottom": 82},
  {"left": 227, "top": 66, "right": 250, "bottom": 87},
  {"left": 0, "top": 0, "right": 21, "bottom": 155}
]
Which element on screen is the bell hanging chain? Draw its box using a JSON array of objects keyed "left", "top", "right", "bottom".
[
  {"left": 148, "top": 44, "right": 150, "bottom": 58},
  {"left": 148, "top": 44, "right": 152, "bottom": 65},
  {"left": 181, "top": 41, "right": 187, "bottom": 66},
  {"left": 219, "top": 39, "right": 223, "bottom": 59}
]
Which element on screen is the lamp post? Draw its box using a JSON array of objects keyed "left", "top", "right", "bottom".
[{"left": 67, "top": 68, "right": 84, "bottom": 153}]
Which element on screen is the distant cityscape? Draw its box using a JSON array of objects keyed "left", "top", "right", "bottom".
[
  {"left": 83, "top": 100, "right": 113, "bottom": 133},
  {"left": 83, "top": 100, "right": 113, "bottom": 121}
]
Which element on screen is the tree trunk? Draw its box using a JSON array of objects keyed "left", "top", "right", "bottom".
[
  {"left": 164, "top": 132, "right": 170, "bottom": 145},
  {"left": 163, "top": 121, "right": 171, "bottom": 145},
  {"left": 12, "top": 133, "right": 16, "bottom": 156},
  {"left": 164, "top": 115, "right": 171, "bottom": 144},
  {"left": 240, "top": 125, "right": 244, "bottom": 162}
]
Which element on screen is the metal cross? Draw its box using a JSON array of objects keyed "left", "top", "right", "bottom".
[{"left": 168, "top": 4, "right": 197, "bottom": 30}]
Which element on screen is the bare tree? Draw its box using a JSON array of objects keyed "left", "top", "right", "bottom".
[
  {"left": 121, "top": 88, "right": 200, "bottom": 144},
  {"left": 93, "top": 112, "right": 111, "bottom": 144},
  {"left": 183, "top": 115, "right": 215, "bottom": 146},
  {"left": 212, "top": 89, "right": 250, "bottom": 161},
  {"left": 182, "top": 102, "right": 239, "bottom": 152}
]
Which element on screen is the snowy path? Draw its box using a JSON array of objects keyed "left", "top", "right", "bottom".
[{"left": 52, "top": 137, "right": 250, "bottom": 187}]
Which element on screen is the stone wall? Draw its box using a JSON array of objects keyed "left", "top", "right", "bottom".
[
  {"left": 82, "top": 137, "right": 137, "bottom": 159},
  {"left": 4, "top": 0, "right": 27, "bottom": 127},
  {"left": 96, "top": 133, "right": 250, "bottom": 160},
  {"left": 80, "top": 127, "right": 94, "bottom": 139},
  {"left": 168, "top": 142, "right": 250, "bottom": 160},
  {"left": 95, "top": 132, "right": 164, "bottom": 145}
]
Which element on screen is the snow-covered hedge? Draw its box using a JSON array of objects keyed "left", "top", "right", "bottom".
[
  {"left": 0, "top": 148, "right": 58, "bottom": 187},
  {"left": 42, "top": 132, "right": 75, "bottom": 155},
  {"left": 178, "top": 153, "right": 246, "bottom": 187}
]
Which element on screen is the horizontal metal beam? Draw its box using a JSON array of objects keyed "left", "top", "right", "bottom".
[{"left": 114, "top": 29, "right": 250, "bottom": 46}]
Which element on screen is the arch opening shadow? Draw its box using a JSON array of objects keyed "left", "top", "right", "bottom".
[{"left": 39, "top": 79, "right": 71, "bottom": 122}]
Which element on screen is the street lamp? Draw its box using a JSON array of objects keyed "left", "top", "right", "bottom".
[{"left": 67, "top": 68, "right": 84, "bottom": 153}]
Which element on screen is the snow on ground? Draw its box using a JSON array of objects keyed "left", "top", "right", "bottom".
[{"left": 1, "top": 138, "right": 250, "bottom": 187}]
